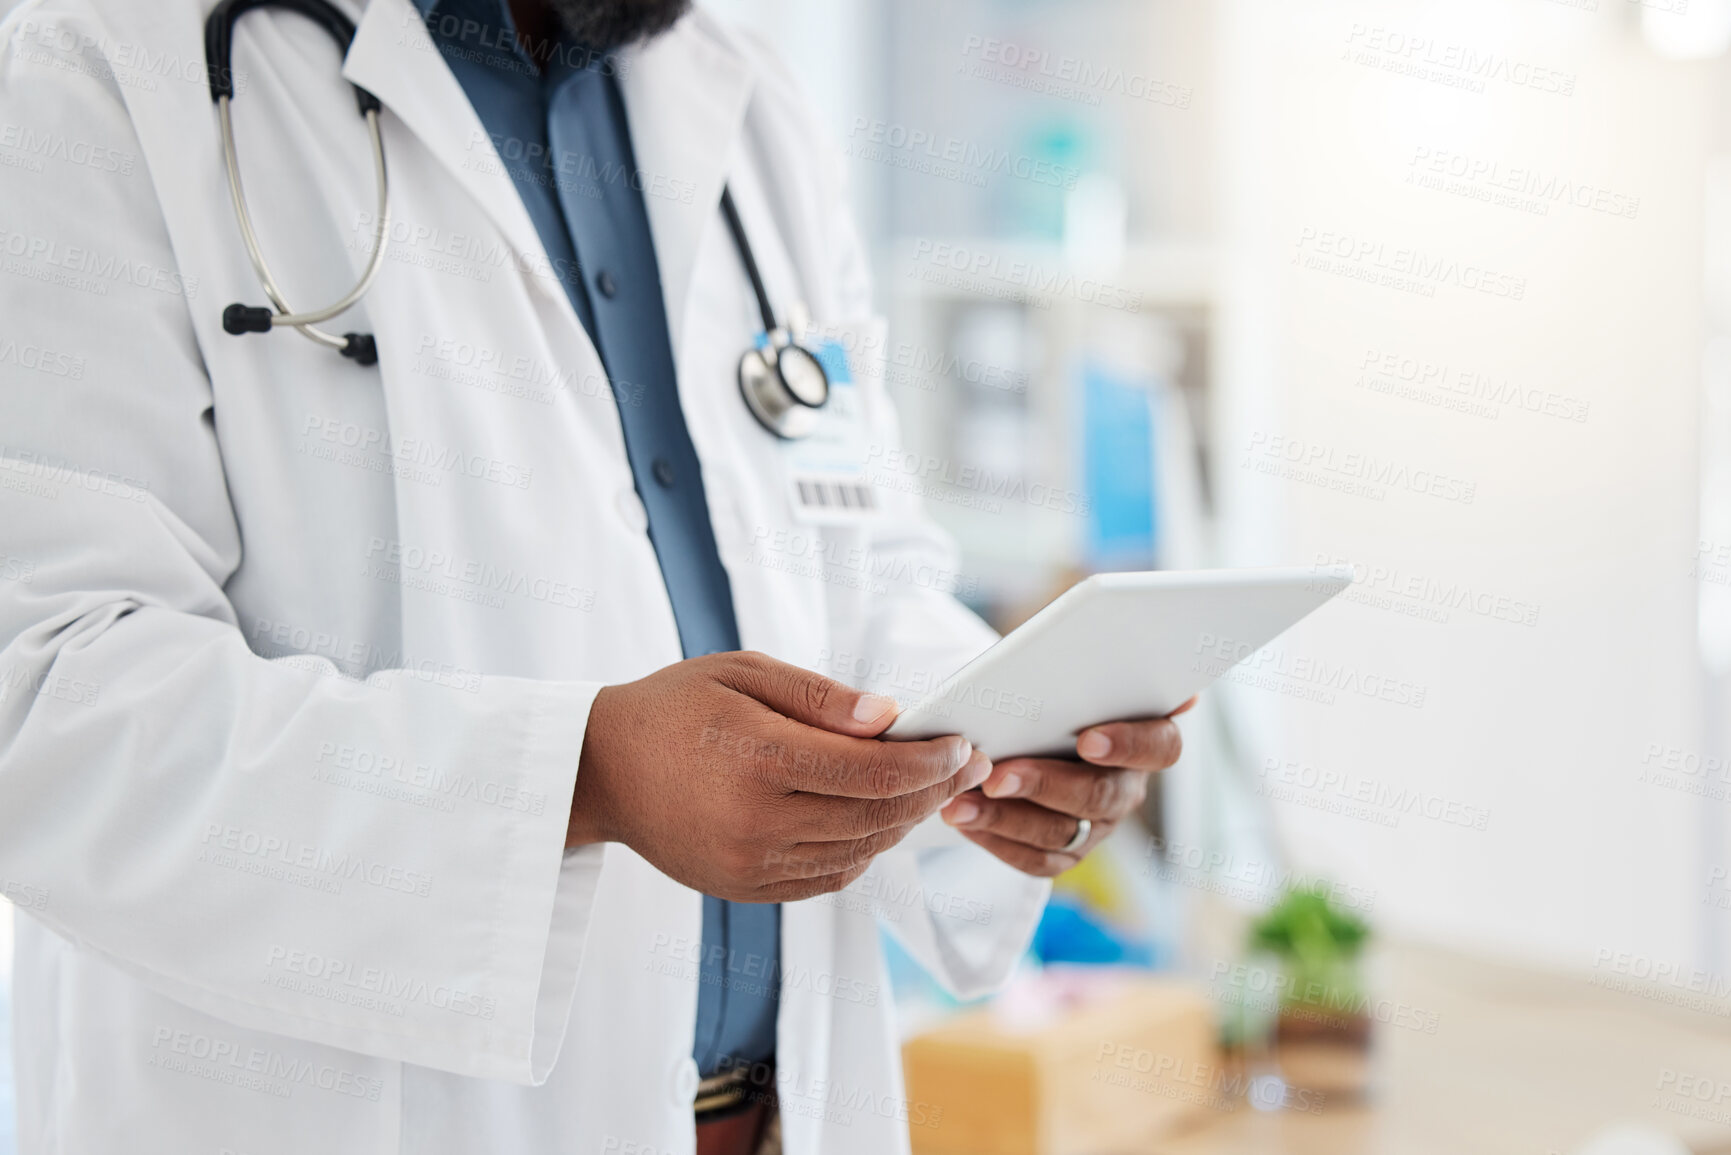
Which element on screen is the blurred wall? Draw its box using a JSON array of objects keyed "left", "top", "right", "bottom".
[{"left": 1214, "top": 0, "right": 1714, "bottom": 974}]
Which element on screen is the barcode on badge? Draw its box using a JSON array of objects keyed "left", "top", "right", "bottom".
[
  {"left": 791, "top": 474, "right": 878, "bottom": 523},
  {"left": 795, "top": 476, "right": 876, "bottom": 511}
]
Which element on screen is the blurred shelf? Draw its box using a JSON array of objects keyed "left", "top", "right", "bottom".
[
  {"left": 880, "top": 235, "right": 1220, "bottom": 622},
  {"left": 889, "top": 237, "right": 1217, "bottom": 311}
]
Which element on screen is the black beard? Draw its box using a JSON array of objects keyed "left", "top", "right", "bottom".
[{"left": 547, "top": 0, "right": 693, "bottom": 51}]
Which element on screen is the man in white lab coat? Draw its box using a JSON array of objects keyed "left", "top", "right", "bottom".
[{"left": 0, "top": 0, "right": 1186, "bottom": 1152}]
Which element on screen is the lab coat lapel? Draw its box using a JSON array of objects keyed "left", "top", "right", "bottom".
[
  {"left": 341, "top": 0, "right": 551, "bottom": 287},
  {"left": 615, "top": 13, "right": 756, "bottom": 355},
  {"left": 340, "top": 0, "right": 753, "bottom": 355},
  {"left": 332, "top": 0, "right": 682, "bottom": 677}
]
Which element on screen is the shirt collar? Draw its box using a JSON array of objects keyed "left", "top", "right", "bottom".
[{"left": 413, "top": 0, "right": 614, "bottom": 81}]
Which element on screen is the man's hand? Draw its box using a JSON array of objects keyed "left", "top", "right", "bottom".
[
  {"left": 938, "top": 699, "right": 1196, "bottom": 877},
  {"left": 568, "top": 652, "right": 990, "bottom": 902}
]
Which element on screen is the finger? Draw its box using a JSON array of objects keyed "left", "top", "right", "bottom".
[
  {"left": 954, "top": 828, "right": 1081, "bottom": 878},
  {"left": 770, "top": 822, "right": 921, "bottom": 880},
  {"left": 977, "top": 759, "right": 1145, "bottom": 820},
  {"left": 791, "top": 749, "right": 991, "bottom": 839},
  {"left": 940, "top": 795, "right": 1110, "bottom": 853},
  {"left": 710, "top": 651, "right": 900, "bottom": 737},
  {"left": 732, "top": 716, "right": 973, "bottom": 799},
  {"left": 749, "top": 861, "right": 874, "bottom": 904},
  {"left": 1171, "top": 695, "right": 1199, "bottom": 717},
  {"left": 1074, "top": 717, "right": 1183, "bottom": 771}
]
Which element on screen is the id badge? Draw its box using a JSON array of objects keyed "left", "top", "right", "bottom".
[{"left": 777, "top": 317, "right": 886, "bottom": 526}]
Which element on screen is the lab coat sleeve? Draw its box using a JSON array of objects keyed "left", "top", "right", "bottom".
[
  {"left": 841, "top": 422, "right": 1051, "bottom": 998},
  {"left": 806, "top": 106, "right": 1051, "bottom": 998},
  {"left": 0, "top": 13, "right": 598, "bottom": 1085}
]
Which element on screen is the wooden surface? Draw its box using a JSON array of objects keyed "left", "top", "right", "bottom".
[{"left": 1147, "top": 940, "right": 1731, "bottom": 1155}]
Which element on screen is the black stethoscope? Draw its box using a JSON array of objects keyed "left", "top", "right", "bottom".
[{"left": 203, "top": 0, "right": 832, "bottom": 440}]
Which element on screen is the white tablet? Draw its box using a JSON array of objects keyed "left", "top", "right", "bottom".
[{"left": 883, "top": 565, "right": 1354, "bottom": 759}]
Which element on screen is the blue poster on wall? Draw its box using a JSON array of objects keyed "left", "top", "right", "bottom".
[{"left": 1080, "top": 362, "right": 1158, "bottom": 570}]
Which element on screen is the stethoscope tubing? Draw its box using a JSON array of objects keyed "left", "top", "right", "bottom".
[
  {"left": 718, "top": 186, "right": 777, "bottom": 339},
  {"left": 217, "top": 94, "right": 393, "bottom": 348},
  {"left": 206, "top": 0, "right": 831, "bottom": 439}
]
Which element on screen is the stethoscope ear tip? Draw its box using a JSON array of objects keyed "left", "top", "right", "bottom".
[
  {"left": 220, "top": 302, "right": 378, "bottom": 365},
  {"left": 341, "top": 334, "right": 378, "bottom": 366},
  {"left": 222, "top": 303, "right": 275, "bottom": 334}
]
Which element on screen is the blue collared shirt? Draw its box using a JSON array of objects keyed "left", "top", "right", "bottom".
[{"left": 412, "top": 0, "right": 779, "bottom": 1079}]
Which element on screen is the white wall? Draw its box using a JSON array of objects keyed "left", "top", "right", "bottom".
[{"left": 1215, "top": 0, "right": 1714, "bottom": 975}]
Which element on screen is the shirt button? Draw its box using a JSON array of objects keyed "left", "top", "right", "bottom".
[
  {"left": 615, "top": 489, "right": 649, "bottom": 534},
  {"left": 651, "top": 458, "right": 675, "bottom": 488},
  {"left": 672, "top": 1056, "right": 700, "bottom": 1107},
  {"left": 596, "top": 269, "right": 618, "bottom": 299}
]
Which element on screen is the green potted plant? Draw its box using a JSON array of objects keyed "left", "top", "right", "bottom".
[{"left": 1245, "top": 884, "right": 1373, "bottom": 1104}]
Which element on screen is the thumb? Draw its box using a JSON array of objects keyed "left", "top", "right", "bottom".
[{"left": 718, "top": 652, "right": 901, "bottom": 737}]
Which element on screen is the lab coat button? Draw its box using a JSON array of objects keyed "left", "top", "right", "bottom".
[
  {"left": 672, "top": 1057, "right": 700, "bottom": 1106},
  {"left": 616, "top": 489, "right": 649, "bottom": 534}
]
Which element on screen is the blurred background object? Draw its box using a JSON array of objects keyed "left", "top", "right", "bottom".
[{"left": 1237, "top": 885, "right": 1374, "bottom": 1105}]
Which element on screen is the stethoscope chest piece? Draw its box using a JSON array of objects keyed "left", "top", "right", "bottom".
[{"left": 739, "top": 334, "right": 830, "bottom": 440}]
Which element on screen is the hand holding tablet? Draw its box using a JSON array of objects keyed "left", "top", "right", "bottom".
[
  {"left": 886, "top": 565, "right": 1354, "bottom": 759},
  {"left": 884, "top": 565, "right": 1354, "bottom": 874}
]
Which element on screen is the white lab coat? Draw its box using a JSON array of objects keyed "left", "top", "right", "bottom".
[{"left": 0, "top": 0, "right": 1049, "bottom": 1151}]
